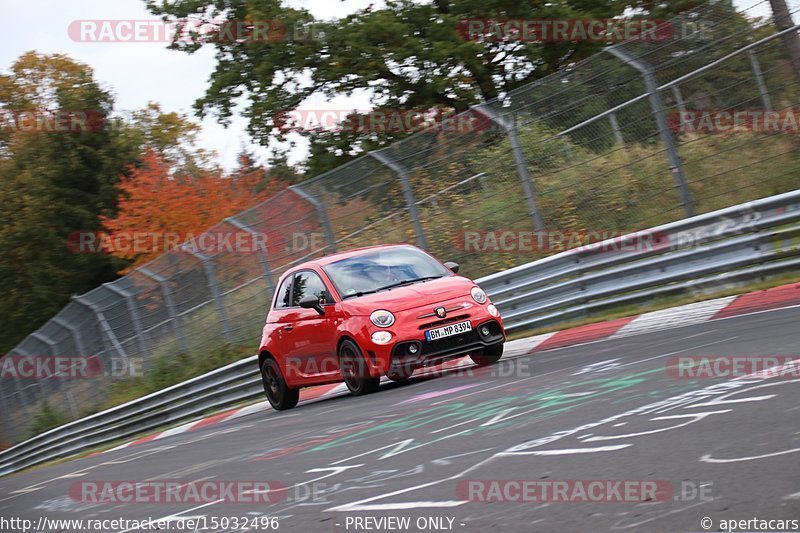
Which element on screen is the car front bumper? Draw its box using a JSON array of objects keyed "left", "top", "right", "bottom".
[{"left": 363, "top": 304, "right": 506, "bottom": 377}]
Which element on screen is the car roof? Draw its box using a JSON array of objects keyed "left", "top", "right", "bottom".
[{"left": 288, "top": 243, "right": 418, "bottom": 273}]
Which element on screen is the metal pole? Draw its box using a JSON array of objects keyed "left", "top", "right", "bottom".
[
  {"left": 13, "top": 347, "right": 47, "bottom": 405},
  {"left": 31, "top": 333, "right": 79, "bottom": 419},
  {"left": 747, "top": 49, "right": 773, "bottom": 110},
  {"left": 104, "top": 283, "right": 149, "bottom": 358},
  {"left": 0, "top": 380, "right": 17, "bottom": 444},
  {"left": 225, "top": 217, "right": 274, "bottom": 291},
  {"left": 609, "top": 112, "right": 624, "bottom": 145},
  {"left": 369, "top": 150, "right": 430, "bottom": 249},
  {"left": 7, "top": 349, "right": 35, "bottom": 407},
  {"left": 472, "top": 104, "right": 546, "bottom": 230},
  {"left": 138, "top": 268, "right": 187, "bottom": 353},
  {"left": 71, "top": 295, "right": 131, "bottom": 363},
  {"left": 769, "top": 0, "right": 800, "bottom": 82},
  {"left": 554, "top": 25, "right": 800, "bottom": 140},
  {"left": 53, "top": 317, "right": 87, "bottom": 356},
  {"left": 181, "top": 246, "right": 233, "bottom": 344},
  {"left": 606, "top": 47, "right": 695, "bottom": 217},
  {"left": 671, "top": 85, "right": 687, "bottom": 116},
  {"left": 53, "top": 315, "right": 99, "bottom": 406},
  {"left": 289, "top": 185, "right": 337, "bottom": 253}
]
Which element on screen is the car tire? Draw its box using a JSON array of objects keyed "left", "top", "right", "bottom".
[
  {"left": 470, "top": 343, "right": 504, "bottom": 366},
  {"left": 339, "top": 339, "right": 381, "bottom": 395},
  {"left": 261, "top": 358, "right": 299, "bottom": 410}
]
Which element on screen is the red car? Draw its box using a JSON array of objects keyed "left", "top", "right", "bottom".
[{"left": 257, "top": 244, "right": 505, "bottom": 410}]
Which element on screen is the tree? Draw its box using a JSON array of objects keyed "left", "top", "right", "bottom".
[
  {"left": 146, "top": 0, "right": 714, "bottom": 173},
  {"left": 121, "top": 102, "right": 218, "bottom": 176},
  {"left": 0, "top": 52, "right": 140, "bottom": 354},
  {"left": 0, "top": 53, "right": 224, "bottom": 354},
  {"left": 102, "top": 150, "right": 279, "bottom": 268}
]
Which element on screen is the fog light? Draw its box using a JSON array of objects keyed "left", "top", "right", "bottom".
[
  {"left": 487, "top": 304, "right": 500, "bottom": 317},
  {"left": 371, "top": 331, "right": 393, "bottom": 345},
  {"left": 408, "top": 344, "right": 419, "bottom": 354},
  {"left": 480, "top": 326, "right": 491, "bottom": 337}
]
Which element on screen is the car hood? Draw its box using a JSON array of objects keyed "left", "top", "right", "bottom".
[{"left": 340, "top": 275, "right": 477, "bottom": 315}]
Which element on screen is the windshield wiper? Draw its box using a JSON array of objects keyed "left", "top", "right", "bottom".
[
  {"left": 341, "top": 276, "right": 443, "bottom": 300},
  {"left": 375, "top": 276, "right": 443, "bottom": 292},
  {"left": 342, "top": 289, "right": 380, "bottom": 300}
]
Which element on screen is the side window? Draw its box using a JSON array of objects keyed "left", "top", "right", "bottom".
[
  {"left": 292, "top": 271, "right": 330, "bottom": 307},
  {"left": 274, "top": 275, "right": 293, "bottom": 309}
]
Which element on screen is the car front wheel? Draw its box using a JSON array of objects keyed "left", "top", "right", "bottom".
[
  {"left": 470, "top": 343, "right": 504, "bottom": 366},
  {"left": 261, "top": 358, "right": 299, "bottom": 410},
  {"left": 339, "top": 339, "right": 381, "bottom": 395}
]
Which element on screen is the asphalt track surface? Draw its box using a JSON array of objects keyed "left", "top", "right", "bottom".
[{"left": 1, "top": 306, "right": 799, "bottom": 533}]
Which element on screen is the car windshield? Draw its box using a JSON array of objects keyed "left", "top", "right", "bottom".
[{"left": 323, "top": 247, "right": 450, "bottom": 299}]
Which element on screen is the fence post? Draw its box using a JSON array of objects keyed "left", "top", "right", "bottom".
[
  {"left": 30, "top": 332, "right": 79, "bottom": 419},
  {"left": 472, "top": 104, "right": 546, "bottom": 230},
  {"left": 747, "top": 49, "right": 773, "bottom": 109},
  {"left": 138, "top": 268, "right": 187, "bottom": 353},
  {"left": 225, "top": 217, "right": 274, "bottom": 292},
  {"left": 53, "top": 316, "right": 98, "bottom": 406},
  {"left": 103, "top": 283, "right": 149, "bottom": 358},
  {"left": 53, "top": 317, "right": 87, "bottom": 358},
  {"left": 71, "top": 295, "right": 131, "bottom": 363},
  {"left": 0, "top": 381, "right": 17, "bottom": 443},
  {"left": 13, "top": 347, "right": 48, "bottom": 406},
  {"left": 8, "top": 349, "right": 36, "bottom": 407},
  {"left": 606, "top": 47, "right": 695, "bottom": 217},
  {"left": 182, "top": 246, "right": 233, "bottom": 344},
  {"left": 608, "top": 112, "right": 624, "bottom": 145},
  {"left": 369, "top": 149, "right": 430, "bottom": 249},
  {"left": 671, "top": 85, "right": 687, "bottom": 116},
  {"left": 289, "top": 184, "right": 337, "bottom": 253}
]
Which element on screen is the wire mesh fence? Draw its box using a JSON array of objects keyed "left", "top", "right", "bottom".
[{"left": 2, "top": 0, "right": 799, "bottom": 444}]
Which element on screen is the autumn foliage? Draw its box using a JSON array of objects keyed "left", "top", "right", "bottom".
[{"left": 102, "top": 150, "right": 278, "bottom": 269}]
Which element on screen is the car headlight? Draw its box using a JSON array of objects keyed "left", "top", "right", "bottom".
[
  {"left": 471, "top": 286, "right": 487, "bottom": 304},
  {"left": 487, "top": 304, "right": 500, "bottom": 317},
  {"left": 371, "top": 331, "right": 393, "bottom": 345},
  {"left": 370, "top": 309, "right": 396, "bottom": 327}
]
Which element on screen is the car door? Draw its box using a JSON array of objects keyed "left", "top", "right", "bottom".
[
  {"left": 267, "top": 273, "right": 300, "bottom": 377},
  {"left": 283, "top": 269, "right": 339, "bottom": 381}
]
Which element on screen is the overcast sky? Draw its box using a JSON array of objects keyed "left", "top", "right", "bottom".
[{"left": 0, "top": 0, "right": 787, "bottom": 171}]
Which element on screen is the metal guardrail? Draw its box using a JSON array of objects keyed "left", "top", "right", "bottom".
[
  {"left": 1, "top": 189, "right": 799, "bottom": 477},
  {"left": 482, "top": 189, "right": 800, "bottom": 331},
  {"left": 0, "top": 356, "right": 262, "bottom": 477}
]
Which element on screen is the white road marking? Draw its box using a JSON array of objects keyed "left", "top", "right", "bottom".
[
  {"left": 153, "top": 420, "right": 198, "bottom": 440},
  {"left": 611, "top": 296, "right": 737, "bottom": 338},
  {"left": 334, "top": 501, "right": 467, "bottom": 511},
  {"left": 700, "top": 448, "right": 800, "bottom": 463},
  {"left": 616, "top": 336, "right": 739, "bottom": 369},
  {"left": 572, "top": 359, "right": 621, "bottom": 375},
  {"left": 505, "top": 332, "right": 558, "bottom": 354},
  {"left": 498, "top": 444, "right": 633, "bottom": 456},
  {"left": 582, "top": 410, "right": 733, "bottom": 442}
]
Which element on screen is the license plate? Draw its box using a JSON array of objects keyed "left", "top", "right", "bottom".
[{"left": 425, "top": 320, "right": 472, "bottom": 342}]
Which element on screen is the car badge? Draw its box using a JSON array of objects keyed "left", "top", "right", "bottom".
[{"left": 435, "top": 307, "right": 446, "bottom": 318}]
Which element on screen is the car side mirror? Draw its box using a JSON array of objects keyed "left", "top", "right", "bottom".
[
  {"left": 444, "top": 261, "right": 460, "bottom": 274},
  {"left": 299, "top": 295, "right": 325, "bottom": 315}
]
